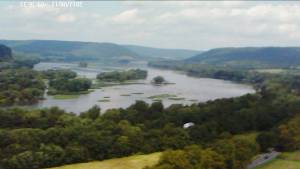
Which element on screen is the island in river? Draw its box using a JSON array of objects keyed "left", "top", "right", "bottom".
[{"left": 32, "top": 62, "right": 255, "bottom": 114}]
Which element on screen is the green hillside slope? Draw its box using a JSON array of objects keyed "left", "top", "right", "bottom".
[
  {"left": 0, "top": 40, "right": 200, "bottom": 63},
  {"left": 186, "top": 47, "right": 300, "bottom": 68},
  {"left": 0, "top": 40, "right": 140, "bottom": 63}
]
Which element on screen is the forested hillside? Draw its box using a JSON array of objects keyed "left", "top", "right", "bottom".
[
  {"left": 0, "top": 40, "right": 140, "bottom": 63},
  {"left": 186, "top": 47, "right": 300, "bottom": 68},
  {"left": 0, "top": 44, "right": 12, "bottom": 61},
  {"left": 0, "top": 40, "right": 199, "bottom": 63}
]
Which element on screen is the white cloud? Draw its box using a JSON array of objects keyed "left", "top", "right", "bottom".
[
  {"left": 112, "top": 8, "right": 144, "bottom": 24},
  {"left": 1, "top": 2, "right": 300, "bottom": 49}
]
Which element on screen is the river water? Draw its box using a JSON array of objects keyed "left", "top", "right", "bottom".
[{"left": 33, "top": 62, "right": 255, "bottom": 114}]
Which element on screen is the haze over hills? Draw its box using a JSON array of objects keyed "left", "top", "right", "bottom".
[
  {"left": 0, "top": 44, "right": 12, "bottom": 61},
  {"left": 0, "top": 40, "right": 140, "bottom": 63},
  {"left": 0, "top": 40, "right": 201, "bottom": 63},
  {"left": 124, "top": 45, "right": 201, "bottom": 60},
  {"left": 185, "top": 47, "right": 300, "bottom": 68},
  {"left": 2, "top": 40, "right": 300, "bottom": 69}
]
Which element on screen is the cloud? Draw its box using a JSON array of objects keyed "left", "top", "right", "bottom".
[
  {"left": 1, "top": 2, "right": 300, "bottom": 49},
  {"left": 112, "top": 8, "right": 144, "bottom": 24}
]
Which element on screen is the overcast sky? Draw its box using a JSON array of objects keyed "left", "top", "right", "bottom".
[{"left": 0, "top": 1, "right": 300, "bottom": 50}]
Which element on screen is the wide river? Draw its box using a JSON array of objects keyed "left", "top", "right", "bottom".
[{"left": 33, "top": 62, "right": 255, "bottom": 114}]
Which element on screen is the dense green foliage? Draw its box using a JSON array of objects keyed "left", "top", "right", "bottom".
[
  {"left": 0, "top": 68, "right": 45, "bottom": 106},
  {"left": 253, "top": 113, "right": 300, "bottom": 156},
  {"left": 43, "top": 69, "right": 92, "bottom": 95},
  {"left": 186, "top": 47, "right": 300, "bottom": 68},
  {"left": 1, "top": 44, "right": 300, "bottom": 169},
  {"left": 1, "top": 74, "right": 299, "bottom": 169},
  {"left": 146, "top": 137, "right": 258, "bottom": 169},
  {"left": 97, "top": 69, "right": 147, "bottom": 82}
]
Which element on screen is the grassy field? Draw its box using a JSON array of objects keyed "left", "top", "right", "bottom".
[
  {"left": 255, "top": 152, "right": 300, "bottom": 169},
  {"left": 48, "top": 152, "right": 161, "bottom": 169}
]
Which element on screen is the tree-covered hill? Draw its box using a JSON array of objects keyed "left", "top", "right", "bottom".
[
  {"left": 0, "top": 40, "right": 140, "bottom": 63},
  {"left": 186, "top": 47, "right": 300, "bottom": 68},
  {"left": 0, "top": 44, "right": 12, "bottom": 61},
  {"left": 0, "top": 40, "right": 200, "bottom": 63}
]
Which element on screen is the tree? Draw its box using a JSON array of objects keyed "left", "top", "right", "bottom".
[
  {"left": 80, "top": 105, "right": 101, "bottom": 120},
  {"left": 152, "top": 76, "right": 166, "bottom": 84},
  {"left": 158, "top": 150, "right": 193, "bottom": 169},
  {"left": 130, "top": 100, "right": 149, "bottom": 113},
  {"left": 233, "top": 138, "right": 258, "bottom": 169},
  {"left": 277, "top": 115, "right": 300, "bottom": 151},
  {"left": 4, "top": 151, "right": 39, "bottom": 169},
  {"left": 213, "top": 139, "right": 237, "bottom": 169},
  {"left": 148, "top": 146, "right": 226, "bottom": 169},
  {"left": 256, "top": 132, "right": 278, "bottom": 152},
  {"left": 64, "top": 144, "right": 87, "bottom": 163},
  {"left": 200, "top": 148, "right": 226, "bottom": 169},
  {"left": 38, "top": 144, "right": 65, "bottom": 167}
]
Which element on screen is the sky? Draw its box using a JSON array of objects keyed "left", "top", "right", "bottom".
[{"left": 0, "top": 1, "right": 300, "bottom": 50}]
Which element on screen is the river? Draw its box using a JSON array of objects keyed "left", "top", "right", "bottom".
[{"left": 33, "top": 62, "right": 255, "bottom": 114}]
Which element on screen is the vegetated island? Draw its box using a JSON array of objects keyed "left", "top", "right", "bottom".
[
  {"left": 97, "top": 69, "right": 147, "bottom": 82},
  {"left": 151, "top": 76, "right": 174, "bottom": 85},
  {"left": 43, "top": 69, "right": 92, "bottom": 97},
  {"left": 95, "top": 69, "right": 147, "bottom": 87}
]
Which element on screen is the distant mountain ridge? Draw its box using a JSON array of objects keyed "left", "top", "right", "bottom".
[
  {"left": 0, "top": 40, "right": 140, "bottom": 62},
  {"left": 186, "top": 47, "right": 300, "bottom": 68},
  {"left": 124, "top": 45, "right": 200, "bottom": 60},
  {"left": 0, "top": 40, "right": 200, "bottom": 63}
]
